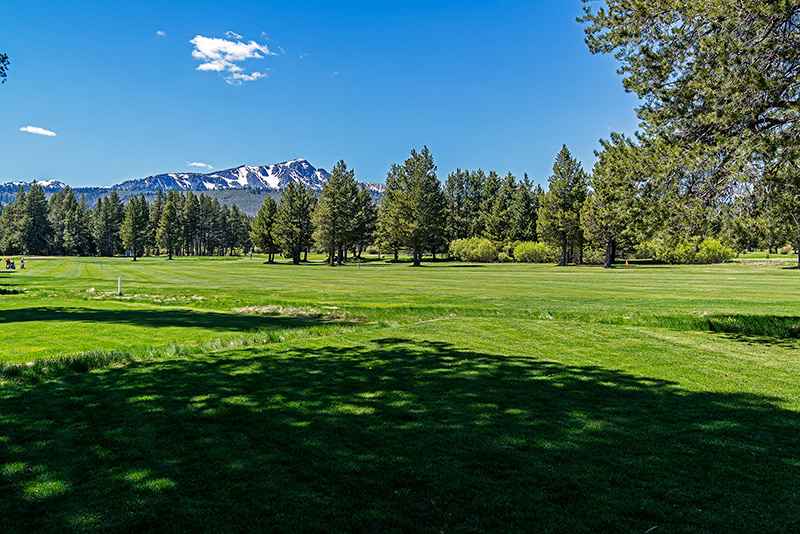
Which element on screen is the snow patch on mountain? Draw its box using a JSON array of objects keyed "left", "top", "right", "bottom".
[{"left": 115, "top": 159, "right": 332, "bottom": 193}]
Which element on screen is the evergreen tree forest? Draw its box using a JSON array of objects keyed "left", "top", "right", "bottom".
[{"left": 4, "top": 130, "right": 800, "bottom": 266}]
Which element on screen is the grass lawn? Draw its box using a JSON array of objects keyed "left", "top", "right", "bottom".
[{"left": 1, "top": 256, "right": 799, "bottom": 532}]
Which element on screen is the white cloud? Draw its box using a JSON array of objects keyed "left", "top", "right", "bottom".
[
  {"left": 225, "top": 30, "right": 242, "bottom": 40},
  {"left": 156, "top": 30, "right": 167, "bottom": 37},
  {"left": 188, "top": 161, "right": 214, "bottom": 170},
  {"left": 190, "top": 34, "right": 273, "bottom": 84},
  {"left": 20, "top": 125, "right": 57, "bottom": 137}
]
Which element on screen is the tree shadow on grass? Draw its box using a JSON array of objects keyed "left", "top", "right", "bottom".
[
  {"left": 0, "top": 307, "right": 334, "bottom": 332},
  {"left": 644, "top": 313, "right": 800, "bottom": 348},
  {"left": 1, "top": 339, "right": 798, "bottom": 532}
]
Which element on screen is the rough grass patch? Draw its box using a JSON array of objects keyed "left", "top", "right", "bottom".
[{"left": 234, "top": 305, "right": 351, "bottom": 321}]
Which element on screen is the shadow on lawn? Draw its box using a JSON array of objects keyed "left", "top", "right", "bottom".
[
  {"left": 643, "top": 313, "right": 800, "bottom": 347},
  {"left": 1, "top": 339, "right": 799, "bottom": 532},
  {"left": 0, "top": 306, "right": 328, "bottom": 332}
]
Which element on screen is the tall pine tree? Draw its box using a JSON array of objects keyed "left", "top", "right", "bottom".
[
  {"left": 275, "top": 182, "right": 315, "bottom": 264},
  {"left": 251, "top": 196, "right": 279, "bottom": 263},
  {"left": 121, "top": 195, "right": 150, "bottom": 260}
]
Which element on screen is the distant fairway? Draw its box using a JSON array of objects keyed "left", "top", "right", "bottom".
[{"left": 1, "top": 257, "right": 799, "bottom": 532}]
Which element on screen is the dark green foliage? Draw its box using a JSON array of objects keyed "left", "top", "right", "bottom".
[
  {"left": 508, "top": 174, "right": 541, "bottom": 242},
  {"left": 120, "top": 195, "right": 150, "bottom": 260},
  {"left": 538, "top": 146, "right": 589, "bottom": 266},
  {"left": 275, "top": 182, "right": 315, "bottom": 264},
  {"left": 19, "top": 183, "right": 51, "bottom": 255},
  {"left": 157, "top": 193, "right": 181, "bottom": 260},
  {"left": 313, "top": 161, "right": 360, "bottom": 265},
  {"left": 147, "top": 191, "right": 164, "bottom": 255},
  {"left": 351, "top": 187, "right": 376, "bottom": 258},
  {"left": 444, "top": 169, "right": 486, "bottom": 241},
  {"left": 378, "top": 147, "right": 446, "bottom": 266},
  {"left": 93, "top": 192, "right": 123, "bottom": 257},
  {"left": 483, "top": 173, "right": 516, "bottom": 242},
  {"left": 376, "top": 165, "right": 406, "bottom": 260},
  {"left": 49, "top": 188, "right": 93, "bottom": 256},
  {"left": 582, "top": 133, "right": 647, "bottom": 267},
  {"left": 251, "top": 196, "right": 279, "bottom": 263}
]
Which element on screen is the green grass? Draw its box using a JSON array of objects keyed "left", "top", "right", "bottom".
[{"left": 1, "top": 256, "right": 800, "bottom": 532}]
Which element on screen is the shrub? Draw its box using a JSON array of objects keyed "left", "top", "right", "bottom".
[
  {"left": 780, "top": 244, "right": 793, "bottom": 255},
  {"left": 449, "top": 238, "right": 498, "bottom": 263},
  {"left": 514, "top": 241, "right": 555, "bottom": 263},
  {"left": 497, "top": 252, "right": 513, "bottom": 263},
  {"left": 582, "top": 247, "right": 606, "bottom": 265},
  {"left": 696, "top": 238, "right": 736, "bottom": 264},
  {"left": 637, "top": 237, "right": 734, "bottom": 264}
]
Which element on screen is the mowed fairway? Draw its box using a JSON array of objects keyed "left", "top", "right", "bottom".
[{"left": 1, "top": 257, "right": 800, "bottom": 532}]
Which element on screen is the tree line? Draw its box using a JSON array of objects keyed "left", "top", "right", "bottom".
[
  {"left": 0, "top": 186, "right": 251, "bottom": 259},
  {"left": 1, "top": 139, "right": 783, "bottom": 267}
]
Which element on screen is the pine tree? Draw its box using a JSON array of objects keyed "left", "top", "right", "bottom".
[
  {"left": 538, "top": 145, "right": 589, "bottom": 266},
  {"left": 465, "top": 170, "right": 486, "bottom": 237},
  {"left": 93, "top": 192, "right": 124, "bottom": 256},
  {"left": 479, "top": 171, "right": 501, "bottom": 237},
  {"left": 484, "top": 173, "right": 516, "bottom": 242},
  {"left": 444, "top": 169, "right": 471, "bottom": 242},
  {"left": 182, "top": 192, "right": 198, "bottom": 255},
  {"left": 508, "top": 174, "right": 539, "bottom": 242},
  {"left": 251, "top": 196, "right": 279, "bottom": 263},
  {"left": 47, "top": 188, "right": 69, "bottom": 255},
  {"left": 121, "top": 195, "right": 150, "bottom": 260},
  {"left": 376, "top": 165, "right": 406, "bottom": 261},
  {"left": 313, "top": 160, "right": 359, "bottom": 265},
  {"left": 351, "top": 187, "right": 377, "bottom": 258},
  {"left": 62, "top": 192, "right": 94, "bottom": 255},
  {"left": 226, "top": 205, "right": 250, "bottom": 255},
  {"left": 0, "top": 187, "right": 25, "bottom": 254},
  {"left": 582, "top": 133, "right": 646, "bottom": 268},
  {"left": 157, "top": 193, "right": 180, "bottom": 260},
  {"left": 148, "top": 191, "right": 164, "bottom": 255},
  {"left": 19, "top": 182, "right": 51, "bottom": 255},
  {"left": 275, "top": 182, "right": 315, "bottom": 264},
  {"left": 391, "top": 146, "right": 446, "bottom": 266}
]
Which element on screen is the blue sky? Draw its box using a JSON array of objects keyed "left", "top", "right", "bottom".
[{"left": 0, "top": 0, "right": 639, "bottom": 187}]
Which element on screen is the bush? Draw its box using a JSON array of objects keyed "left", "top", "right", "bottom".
[
  {"left": 497, "top": 252, "right": 513, "bottom": 263},
  {"left": 582, "top": 247, "right": 606, "bottom": 265},
  {"left": 449, "top": 238, "right": 498, "bottom": 263},
  {"left": 780, "top": 244, "right": 793, "bottom": 255},
  {"left": 514, "top": 242, "right": 555, "bottom": 263},
  {"left": 696, "top": 238, "right": 736, "bottom": 264},
  {"left": 637, "top": 237, "right": 734, "bottom": 264}
]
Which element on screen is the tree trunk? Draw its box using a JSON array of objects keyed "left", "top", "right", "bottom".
[
  {"left": 292, "top": 249, "right": 301, "bottom": 265},
  {"left": 303, "top": 249, "right": 308, "bottom": 262},
  {"left": 560, "top": 234, "right": 568, "bottom": 266},
  {"left": 394, "top": 249, "right": 399, "bottom": 261},
  {"left": 328, "top": 246, "right": 336, "bottom": 266},
  {"left": 412, "top": 249, "right": 421, "bottom": 266},
  {"left": 604, "top": 238, "right": 616, "bottom": 269}
]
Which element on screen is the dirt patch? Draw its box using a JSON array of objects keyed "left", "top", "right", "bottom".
[{"left": 234, "top": 305, "right": 351, "bottom": 321}]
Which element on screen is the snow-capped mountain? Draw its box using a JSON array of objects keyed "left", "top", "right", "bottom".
[
  {"left": 0, "top": 179, "right": 68, "bottom": 194},
  {"left": 0, "top": 159, "right": 385, "bottom": 212},
  {"left": 115, "top": 159, "right": 331, "bottom": 192}
]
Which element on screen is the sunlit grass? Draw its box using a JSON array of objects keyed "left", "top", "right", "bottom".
[{"left": 1, "top": 256, "right": 800, "bottom": 531}]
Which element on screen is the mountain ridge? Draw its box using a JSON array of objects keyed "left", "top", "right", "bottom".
[{"left": 0, "top": 159, "right": 386, "bottom": 196}]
